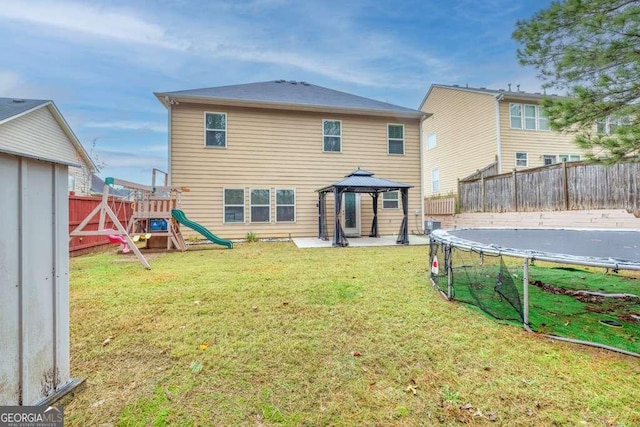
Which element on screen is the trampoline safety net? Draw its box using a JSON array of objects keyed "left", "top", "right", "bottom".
[{"left": 429, "top": 239, "right": 640, "bottom": 356}]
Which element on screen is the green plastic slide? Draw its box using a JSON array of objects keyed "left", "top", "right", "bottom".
[{"left": 171, "top": 209, "right": 233, "bottom": 249}]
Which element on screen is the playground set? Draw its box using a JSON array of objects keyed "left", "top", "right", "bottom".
[{"left": 70, "top": 170, "right": 232, "bottom": 269}]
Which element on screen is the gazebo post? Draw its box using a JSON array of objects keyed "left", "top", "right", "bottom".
[
  {"left": 369, "top": 192, "right": 379, "bottom": 237},
  {"left": 396, "top": 188, "right": 409, "bottom": 244},
  {"left": 333, "top": 187, "right": 347, "bottom": 246}
]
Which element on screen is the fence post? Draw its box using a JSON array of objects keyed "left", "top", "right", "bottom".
[
  {"left": 512, "top": 169, "right": 518, "bottom": 212},
  {"left": 480, "top": 174, "right": 485, "bottom": 212},
  {"left": 562, "top": 161, "right": 569, "bottom": 210},
  {"left": 457, "top": 178, "right": 461, "bottom": 212}
]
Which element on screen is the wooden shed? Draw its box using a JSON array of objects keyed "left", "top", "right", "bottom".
[{"left": 0, "top": 98, "right": 84, "bottom": 405}]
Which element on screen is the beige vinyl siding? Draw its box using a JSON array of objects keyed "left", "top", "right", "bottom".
[
  {"left": 422, "top": 87, "right": 497, "bottom": 197},
  {"left": 499, "top": 99, "right": 581, "bottom": 171},
  {"left": 171, "top": 103, "right": 422, "bottom": 239},
  {"left": 0, "top": 106, "right": 80, "bottom": 166}
]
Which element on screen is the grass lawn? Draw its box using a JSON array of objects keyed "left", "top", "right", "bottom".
[{"left": 66, "top": 242, "right": 640, "bottom": 426}]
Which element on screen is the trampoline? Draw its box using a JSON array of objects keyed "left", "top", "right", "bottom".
[
  {"left": 429, "top": 228, "right": 640, "bottom": 357},
  {"left": 432, "top": 228, "right": 640, "bottom": 270}
]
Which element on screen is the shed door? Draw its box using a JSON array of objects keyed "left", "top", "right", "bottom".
[{"left": 342, "top": 192, "right": 361, "bottom": 237}]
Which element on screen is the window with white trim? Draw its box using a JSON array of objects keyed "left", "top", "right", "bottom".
[
  {"left": 323, "top": 119, "right": 341, "bottom": 152},
  {"left": 524, "top": 105, "right": 537, "bottom": 130},
  {"left": 388, "top": 124, "right": 404, "bottom": 155},
  {"left": 250, "top": 189, "right": 270, "bottom": 223},
  {"left": 224, "top": 188, "right": 244, "bottom": 223},
  {"left": 543, "top": 155, "right": 557, "bottom": 166},
  {"left": 427, "top": 132, "right": 437, "bottom": 150},
  {"left": 432, "top": 168, "right": 440, "bottom": 192},
  {"left": 276, "top": 189, "right": 295, "bottom": 222},
  {"left": 510, "top": 103, "right": 549, "bottom": 131},
  {"left": 68, "top": 175, "right": 76, "bottom": 192},
  {"left": 559, "top": 154, "right": 581, "bottom": 162},
  {"left": 538, "top": 107, "right": 549, "bottom": 131},
  {"left": 597, "top": 115, "right": 631, "bottom": 135},
  {"left": 205, "top": 112, "right": 227, "bottom": 147},
  {"left": 510, "top": 103, "right": 522, "bottom": 129},
  {"left": 515, "top": 152, "right": 528, "bottom": 167},
  {"left": 382, "top": 191, "right": 399, "bottom": 209}
]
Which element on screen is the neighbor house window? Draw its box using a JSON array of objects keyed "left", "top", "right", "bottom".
[
  {"left": 538, "top": 107, "right": 550, "bottom": 131},
  {"left": 597, "top": 115, "right": 631, "bottom": 135},
  {"left": 205, "top": 112, "right": 227, "bottom": 147},
  {"left": 427, "top": 133, "right": 437, "bottom": 150},
  {"left": 516, "top": 152, "right": 528, "bottom": 167},
  {"left": 524, "top": 105, "right": 537, "bottom": 130},
  {"left": 250, "top": 189, "right": 270, "bottom": 223},
  {"left": 382, "top": 191, "right": 399, "bottom": 209},
  {"left": 323, "top": 119, "right": 341, "bottom": 152},
  {"left": 510, "top": 103, "right": 522, "bottom": 129},
  {"left": 276, "top": 189, "right": 295, "bottom": 222},
  {"left": 543, "top": 155, "right": 557, "bottom": 166},
  {"left": 510, "top": 103, "right": 549, "bottom": 131},
  {"left": 432, "top": 168, "right": 440, "bottom": 192},
  {"left": 224, "top": 188, "right": 244, "bottom": 223},
  {"left": 559, "top": 154, "right": 581, "bottom": 162},
  {"left": 68, "top": 175, "right": 76, "bottom": 192}
]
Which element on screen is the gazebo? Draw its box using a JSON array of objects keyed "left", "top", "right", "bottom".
[{"left": 317, "top": 168, "right": 413, "bottom": 247}]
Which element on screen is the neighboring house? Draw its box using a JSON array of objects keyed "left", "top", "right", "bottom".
[
  {"left": 0, "top": 97, "right": 97, "bottom": 195},
  {"left": 420, "top": 84, "right": 582, "bottom": 197},
  {"left": 155, "top": 80, "right": 426, "bottom": 239}
]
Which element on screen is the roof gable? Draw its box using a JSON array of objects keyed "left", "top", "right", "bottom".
[
  {"left": 156, "top": 80, "right": 425, "bottom": 119},
  {"left": 0, "top": 98, "right": 96, "bottom": 169}
]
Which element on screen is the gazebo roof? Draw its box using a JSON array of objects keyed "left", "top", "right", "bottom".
[{"left": 317, "top": 168, "right": 413, "bottom": 193}]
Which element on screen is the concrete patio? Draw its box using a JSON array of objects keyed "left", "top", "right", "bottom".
[{"left": 293, "top": 234, "right": 431, "bottom": 248}]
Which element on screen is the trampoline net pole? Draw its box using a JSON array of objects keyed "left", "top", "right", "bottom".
[
  {"left": 447, "top": 245, "right": 453, "bottom": 300},
  {"left": 523, "top": 258, "right": 529, "bottom": 329}
]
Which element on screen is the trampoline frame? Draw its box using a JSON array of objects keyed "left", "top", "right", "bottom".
[{"left": 429, "top": 228, "right": 640, "bottom": 358}]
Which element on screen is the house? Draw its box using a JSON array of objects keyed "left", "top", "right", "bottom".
[
  {"left": 154, "top": 80, "right": 427, "bottom": 240},
  {"left": 0, "top": 97, "right": 84, "bottom": 405},
  {"left": 419, "top": 84, "right": 582, "bottom": 197},
  {"left": 0, "top": 97, "right": 97, "bottom": 195}
]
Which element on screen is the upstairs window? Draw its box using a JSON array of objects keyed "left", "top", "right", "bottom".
[
  {"left": 510, "top": 104, "right": 522, "bottom": 129},
  {"left": 224, "top": 188, "right": 244, "bottom": 223},
  {"left": 597, "top": 115, "right": 631, "bottom": 135},
  {"left": 510, "top": 103, "right": 549, "bottom": 131},
  {"left": 205, "top": 112, "right": 227, "bottom": 147},
  {"left": 250, "top": 189, "right": 270, "bottom": 223},
  {"left": 323, "top": 120, "right": 341, "bottom": 152},
  {"left": 382, "top": 191, "right": 399, "bottom": 209},
  {"left": 388, "top": 124, "right": 404, "bottom": 155}
]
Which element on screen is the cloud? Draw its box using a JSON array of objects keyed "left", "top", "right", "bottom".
[
  {"left": 84, "top": 120, "right": 166, "bottom": 133},
  {"left": 94, "top": 149, "right": 166, "bottom": 169},
  {"left": 0, "top": 70, "right": 23, "bottom": 95},
  {"left": 0, "top": 1, "right": 186, "bottom": 50}
]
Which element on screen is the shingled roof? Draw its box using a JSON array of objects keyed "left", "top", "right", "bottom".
[
  {"left": 156, "top": 80, "right": 425, "bottom": 118},
  {"left": 0, "top": 98, "right": 50, "bottom": 123}
]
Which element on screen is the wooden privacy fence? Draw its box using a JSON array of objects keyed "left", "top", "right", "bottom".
[
  {"left": 459, "top": 161, "right": 640, "bottom": 213},
  {"left": 425, "top": 196, "right": 456, "bottom": 215},
  {"left": 69, "top": 194, "right": 133, "bottom": 255}
]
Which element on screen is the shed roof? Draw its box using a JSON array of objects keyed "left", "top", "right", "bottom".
[
  {"left": 0, "top": 97, "right": 97, "bottom": 170},
  {"left": 317, "top": 168, "right": 413, "bottom": 193},
  {"left": 156, "top": 80, "right": 425, "bottom": 119},
  {"left": 0, "top": 98, "right": 50, "bottom": 123}
]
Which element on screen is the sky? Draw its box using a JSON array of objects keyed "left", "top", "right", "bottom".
[{"left": 0, "top": 0, "right": 553, "bottom": 184}]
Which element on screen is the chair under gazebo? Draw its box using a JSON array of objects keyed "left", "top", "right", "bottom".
[{"left": 317, "top": 168, "right": 412, "bottom": 247}]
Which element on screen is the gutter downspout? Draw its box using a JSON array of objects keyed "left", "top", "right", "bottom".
[
  {"left": 165, "top": 97, "right": 173, "bottom": 185},
  {"left": 419, "top": 115, "right": 427, "bottom": 233},
  {"left": 495, "top": 94, "right": 503, "bottom": 174}
]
